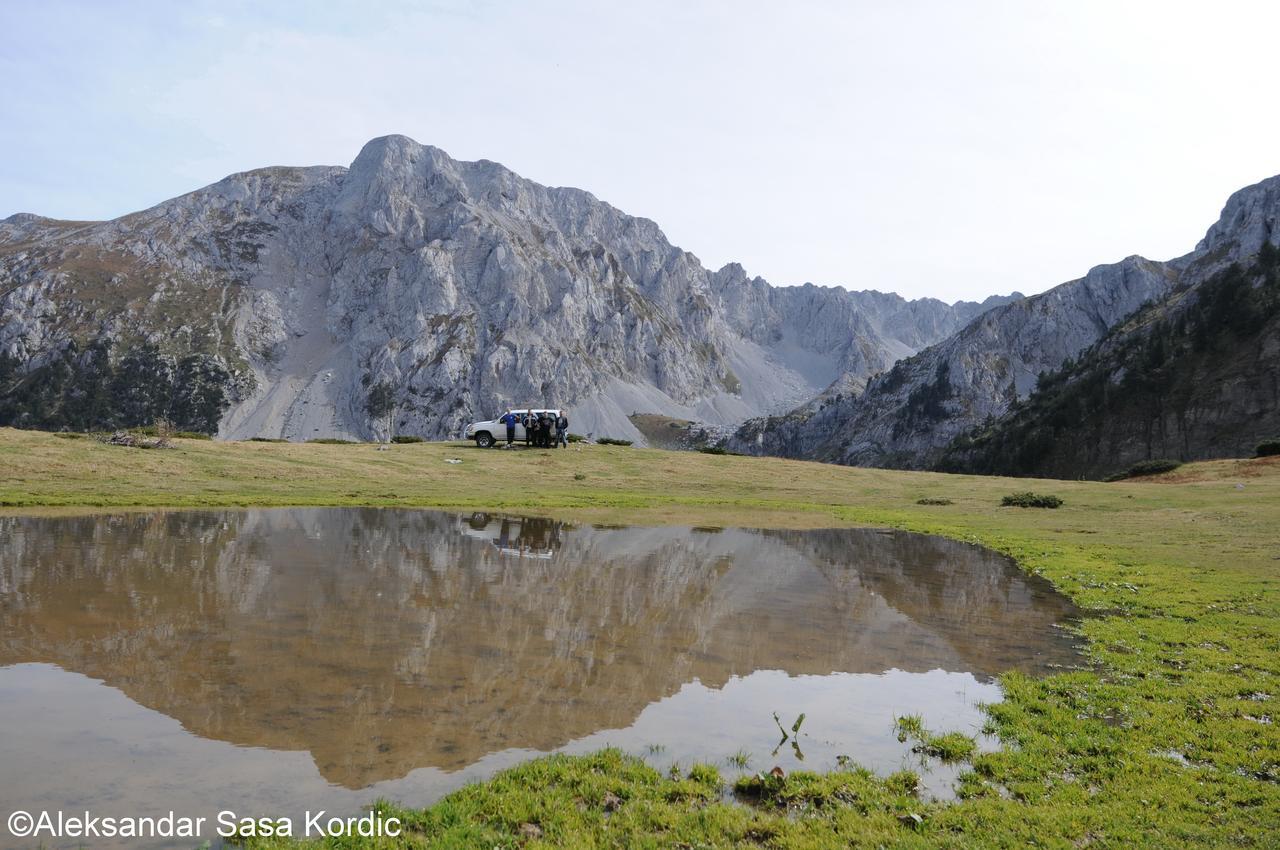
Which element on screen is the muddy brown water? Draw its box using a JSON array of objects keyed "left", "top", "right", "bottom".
[{"left": 0, "top": 509, "right": 1081, "bottom": 848}]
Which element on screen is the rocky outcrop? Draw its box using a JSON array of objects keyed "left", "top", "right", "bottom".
[
  {"left": 708, "top": 265, "right": 1020, "bottom": 396},
  {"left": 729, "top": 174, "right": 1280, "bottom": 469},
  {"left": 0, "top": 135, "right": 1008, "bottom": 442},
  {"left": 1196, "top": 175, "right": 1280, "bottom": 266}
]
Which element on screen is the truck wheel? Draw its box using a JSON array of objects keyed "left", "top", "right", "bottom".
[{"left": 475, "top": 432, "right": 495, "bottom": 448}]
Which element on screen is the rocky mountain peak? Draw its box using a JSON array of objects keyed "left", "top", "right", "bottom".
[
  {"left": 1, "top": 212, "right": 46, "bottom": 226},
  {"left": 1, "top": 135, "right": 1015, "bottom": 443},
  {"left": 1195, "top": 174, "right": 1280, "bottom": 265}
]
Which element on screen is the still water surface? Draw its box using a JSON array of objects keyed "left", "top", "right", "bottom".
[{"left": 0, "top": 509, "right": 1081, "bottom": 847}]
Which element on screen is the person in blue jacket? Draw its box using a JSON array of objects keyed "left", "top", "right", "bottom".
[{"left": 500, "top": 410, "right": 519, "bottom": 446}]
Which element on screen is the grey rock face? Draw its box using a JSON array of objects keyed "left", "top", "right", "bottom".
[
  {"left": 1195, "top": 175, "right": 1280, "bottom": 266},
  {"left": 730, "top": 175, "right": 1280, "bottom": 468},
  {"left": 0, "top": 135, "right": 1008, "bottom": 442},
  {"left": 708, "top": 266, "right": 1021, "bottom": 395}
]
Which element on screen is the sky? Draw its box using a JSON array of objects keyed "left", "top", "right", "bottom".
[{"left": 2, "top": 1, "right": 1279, "bottom": 302}]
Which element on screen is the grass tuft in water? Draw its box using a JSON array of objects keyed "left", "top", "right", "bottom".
[
  {"left": 914, "top": 731, "right": 978, "bottom": 763},
  {"left": 894, "top": 713, "right": 925, "bottom": 741},
  {"left": 895, "top": 714, "right": 977, "bottom": 763}
]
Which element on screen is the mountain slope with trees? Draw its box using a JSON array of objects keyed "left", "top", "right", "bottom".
[
  {"left": 729, "top": 174, "right": 1280, "bottom": 472},
  {"left": 938, "top": 242, "right": 1280, "bottom": 478}
]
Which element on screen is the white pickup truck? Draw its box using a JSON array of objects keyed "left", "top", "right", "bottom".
[{"left": 465, "top": 409, "right": 562, "bottom": 447}]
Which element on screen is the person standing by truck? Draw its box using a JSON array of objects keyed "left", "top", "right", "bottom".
[
  {"left": 531, "top": 412, "right": 544, "bottom": 448},
  {"left": 538, "top": 411, "right": 552, "bottom": 448},
  {"left": 500, "top": 410, "right": 518, "bottom": 446},
  {"left": 555, "top": 411, "right": 569, "bottom": 448}
]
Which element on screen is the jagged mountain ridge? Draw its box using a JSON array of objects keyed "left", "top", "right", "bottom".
[
  {"left": 728, "top": 174, "right": 1280, "bottom": 470},
  {"left": 0, "top": 135, "right": 1014, "bottom": 442},
  {"left": 936, "top": 238, "right": 1280, "bottom": 478}
]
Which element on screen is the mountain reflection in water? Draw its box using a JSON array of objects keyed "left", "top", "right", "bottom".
[{"left": 0, "top": 508, "right": 1080, "bottom": 843}]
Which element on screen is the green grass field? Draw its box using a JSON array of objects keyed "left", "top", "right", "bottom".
[{"left": 2, "top": 428, "right": 1278, "bottom": 847}]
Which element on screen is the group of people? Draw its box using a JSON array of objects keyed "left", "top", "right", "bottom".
[{"left": 500, "top": 409, "right": 570, "bottom": 448}]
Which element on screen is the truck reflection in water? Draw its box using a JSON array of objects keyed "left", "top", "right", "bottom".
[{"left": 461, "top": 513, "right": 566, "bottom": 559}]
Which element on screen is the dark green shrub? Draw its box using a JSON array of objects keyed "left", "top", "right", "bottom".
[
  {"left": 1105, "top": 458, "right": 1182, "bottom": 481},
  {"left": 1127, "top": 458, "right": 1181, "bottom": 476},
  {"left": 1257, "top": 439, "right": 1280, "bottom": 458},
  {"left": 52, "top": 432, "right": 85, "bottom": 440},
  {"left": 1001, "top": 492, "right": 1063, "bottom": 509},
  {"left": 596, "top": 437, "right": 633, "bottom": 446},
  {"left": 307, "top": 438, "right": 356, "bottom": 445},
  {"left": 248, "top": 437, "right": 287, "bottom": 443},
  {"left": 698, "top": 445, "right": 747, "bottom": 456},
  {"left": 916, "top": 497, "right": 953, "bottom": 506},
  {"left": 567, "top": 433, "right": 585, "bottom": 443},
  {"left": 390, "top": 435, "right": 424, "bottom": 444},
  {"left": 364, "top": 380, "right": 395, "bottom": 419}
]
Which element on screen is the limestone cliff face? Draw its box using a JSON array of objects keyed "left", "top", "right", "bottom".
[
  {"left": 708, "top": 264, "right": 1020, "bottom": 396},
  {"left": 729, "top": 175, "right": 1280, "bottom": 469},
  {"left": 0, "top": 135, "right": 1003, "bottom": 442},
  {"left": 1196, "top": 175, "right": 1280, "bottom": 265}
]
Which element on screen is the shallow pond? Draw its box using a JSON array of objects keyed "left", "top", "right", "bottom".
[{"left": 0, "top": 509, "right": 1081, "bottom": 847}]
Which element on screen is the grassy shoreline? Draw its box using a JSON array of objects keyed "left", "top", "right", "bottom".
[{"left": 2, "top": 428, "right": 1278, "bottom": 847}]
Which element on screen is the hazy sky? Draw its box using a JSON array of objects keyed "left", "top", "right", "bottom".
[{"left": 3, "top": 1, "right": 1279, "bottom": 301}]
